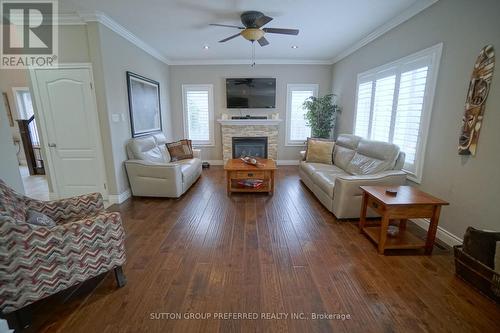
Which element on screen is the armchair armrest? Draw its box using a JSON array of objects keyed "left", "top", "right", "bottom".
[
  {"left": 25, "top": 192, "right": 104, "bottom": 223},
  {"left": 192, "top": 148, "right": 201, "bottom": 159},
  {"left": 334, "top": 170, "right": 407, "bottom": 197},
  {"left": 124, "top": 159, "right": 183, "bottom": 197}
]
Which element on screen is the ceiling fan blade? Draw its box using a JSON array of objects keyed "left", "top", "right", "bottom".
[
  {"left": 263, "top": 28, "right": 299, "bottom": 35},
  {"left": 210, "top": 23, "right": 245, "bottom": 29},
  {"left": 257, "top": 37, "right": 269, "bottom": 47},
  {"left": 219, "top": 33, "right": 241, "bottom": 43},
  {"left": 255, "top": 15, "right": 273, "bottom": 28}
]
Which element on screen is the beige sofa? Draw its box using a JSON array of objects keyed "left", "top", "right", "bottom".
[
  {"left": 299, "top": 134, "right": 407, "bottom": 219},
  {"left": 124, "top": 133, "right": 202, "bottom": 198}
]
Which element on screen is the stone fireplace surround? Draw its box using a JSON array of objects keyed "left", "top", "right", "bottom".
[{"left": 218, "top": 119, "right": 281, "bottom": 162}]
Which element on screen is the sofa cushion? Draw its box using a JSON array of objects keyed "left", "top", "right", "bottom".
[
  {"left": 333, "top": 134, "right": 361, "bottom": 170},
  {"left": 300, "top": 162, "right": 344, "bottom": 178},
  {"left": 127, "top": 136, "right": 166, "bottom": 163},
  {"left": 305, "top": 138, "right": 335, "bottom": 164},
  {"left": 346, "top": 139, "right": 400, "bottom": 175},
  {"left": 167, "top": 139, "right": 193, "bottom": 162},
  {"left": 311, "top": 166, "right": 349, "bottom": 198}
]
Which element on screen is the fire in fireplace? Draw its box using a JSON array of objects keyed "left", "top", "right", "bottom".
[{"left": 232, "top": 137, "right": 268, "bottom": 159}]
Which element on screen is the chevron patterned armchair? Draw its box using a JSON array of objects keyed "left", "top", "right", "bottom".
[{"left": 0, "top": 179, "right": 127, "bottom": 330}]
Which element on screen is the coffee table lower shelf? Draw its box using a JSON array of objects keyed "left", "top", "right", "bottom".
[
  {"left": 362, "top": 226, "right": 425, "bottom": 250},
  {"left": 228, "top": 179, "right": 271, "bottom": 193}
]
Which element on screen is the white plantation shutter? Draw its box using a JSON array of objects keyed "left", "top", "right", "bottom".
[
  {"left": 182, "top": 85, "right": 214, "bottom": 145},
  {"left": 286, "top": 84, "right": 319, "bottom": 145},
  {"left": 371, "top": 75, "right": 396, "bottom": 142},
  {"left": 353, "top": 44, "right": 442, "bottom": 182},
  {"left": 393, "top": 66, "right": 429, "bottom": 172},
  {"left": 354, "top": 81, "right": 372, "bottom": 138}
]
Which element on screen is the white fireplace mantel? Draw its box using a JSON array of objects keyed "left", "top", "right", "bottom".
[{"left": 217, "top": 119, "right": 282, "bottom": 126}]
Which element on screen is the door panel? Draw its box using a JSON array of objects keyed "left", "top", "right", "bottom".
[{"left": 33, "top": 67, "right": 107, "bottom": 199}]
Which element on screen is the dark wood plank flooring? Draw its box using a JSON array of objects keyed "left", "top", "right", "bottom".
[{"left": 27, "top": 166, "right": 500, "bottom": 332}]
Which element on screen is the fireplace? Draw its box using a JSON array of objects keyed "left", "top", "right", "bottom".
[{"left": 232, "top": 137, "right": 268, "bottom": 159}]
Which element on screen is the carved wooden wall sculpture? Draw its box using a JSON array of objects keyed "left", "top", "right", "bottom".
[{"left": 459, "top": 45, "right": 495, "bottom": 155}]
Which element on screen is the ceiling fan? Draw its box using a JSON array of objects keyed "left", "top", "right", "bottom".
[{"left": 210, "top": 11, "right": 299, "bottom": 46}]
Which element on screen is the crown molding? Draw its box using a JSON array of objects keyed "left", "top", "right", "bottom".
[
  {"left": 57, "top": 0, "right": 439, "bottom": 67},
  {"left": 76, "top": 11, "right": 171, "bottom": 65},
  {"left": 329, "top": 0, "right": 439, "bottom": 64},
  {"left": 58, "top": 13, "right": 85, "bottom": 25},
  {"left": 168, "top": 58, "right": 333, "bottom": 66}
]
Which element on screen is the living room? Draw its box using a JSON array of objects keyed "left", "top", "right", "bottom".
[{"left": 0, "top": 0, "right": 499, "bottom": 332}]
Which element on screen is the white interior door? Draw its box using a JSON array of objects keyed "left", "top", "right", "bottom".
[{"left": 31, "top": 66, "right": 107, "bottom": 199}]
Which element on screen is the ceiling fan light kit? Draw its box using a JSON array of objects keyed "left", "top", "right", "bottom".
[{"left": 241, "top": 28, "right": 264, "bottom": 42}]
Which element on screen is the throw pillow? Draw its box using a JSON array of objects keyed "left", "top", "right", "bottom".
[
  {"left": 166, "top": 139, "right": 193, "bottom": 162},
  {"left": 495, "top": 242, "right": 500, "bottom": 273},
  {"left": 462, "top": 227, "right": 500, "bottom": 269},
  {"left": 26, "top": 210, "right": 56, "bottom": 227},
  {"left": 305, "top": 138, "right": 335, "bottom": 165}
]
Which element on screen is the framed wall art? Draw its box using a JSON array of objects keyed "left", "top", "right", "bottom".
[{"left": 126, "top": 71, "right": 162, "bottom": 137}]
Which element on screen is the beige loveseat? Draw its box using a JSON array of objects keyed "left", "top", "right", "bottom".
[
  {"left": 299, "top": 134, "right": 407, "bottom": 219},
  {"left": 124, "top": 133, "right": 202, "bottom": 198}
]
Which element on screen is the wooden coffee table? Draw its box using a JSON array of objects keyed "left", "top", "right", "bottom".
[
  {"left": 224, "top": 158, "right": 277, "bottom": 195},
  {"left": 359, "top": 186, "right": 449, "bottom": 255}
]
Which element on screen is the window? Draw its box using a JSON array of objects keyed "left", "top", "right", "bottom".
[
  {"left": 286, "top": 84, "right": 319, "bottom": 145},
  {"left": 353, "top": 43, "right": 442, "bottom": 183},
  {"left": 182, "top": 84, "right": 214, "bottom": 146},
  {"left": 13, "top": 87, "right": 34, "bottom": 119}
]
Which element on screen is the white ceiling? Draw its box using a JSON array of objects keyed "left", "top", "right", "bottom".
[{"left": 60, "top": 0, "right": 434, "bottom": 64}]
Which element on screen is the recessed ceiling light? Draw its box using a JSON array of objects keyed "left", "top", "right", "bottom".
[
  {"left": 291, "top": 45, "right": 298, "bottom": 49},
  {"left": 203, "top": 45, "right": 210, "bottom": 50}
]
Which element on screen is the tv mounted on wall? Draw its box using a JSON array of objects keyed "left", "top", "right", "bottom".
[{"left": 226, "top": 78, "right": 276, "bottom": 109}]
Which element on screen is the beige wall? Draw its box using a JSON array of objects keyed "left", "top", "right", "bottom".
[
  {"left": 87, "top": 23, "right": 172, "bottom": 196},
  {"left": 331, "top": 0, "right": 500, "bottom": 238},
  {"left": 169, "top": 64, "right": 333, "bottom": 161}
]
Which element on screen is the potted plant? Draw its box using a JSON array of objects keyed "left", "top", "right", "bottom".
[{"left": 303, "top": 94, "right": 340, "bottom": 139}]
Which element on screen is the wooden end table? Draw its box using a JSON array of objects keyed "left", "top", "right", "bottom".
[
  {"left": 359, "top": 186, "right": 449, "bottom": 255},
  {"left": 224, "top": 158, "right": 277, "bottom": 195}
]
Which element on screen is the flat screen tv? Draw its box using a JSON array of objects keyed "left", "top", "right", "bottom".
[{"left": 226, "top": 78, "right": 276, "bottom": 109}]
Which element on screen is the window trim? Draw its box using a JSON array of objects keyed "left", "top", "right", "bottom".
[
  {"left": 182, "top": 84, "right": 215, "bottom": 147},
  {"left": 285, "top": 83, "right": 319, "bottom": 146},
  {"left": 353, "top": 43, "right": 443, "bottom": 183}
]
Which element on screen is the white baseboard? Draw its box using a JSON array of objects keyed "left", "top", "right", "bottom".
[
  {"left": 48, "top": 192, "right": 57, "bottom": 200},
  {"left": 411, "top": 218, "right": 462, "bottom": 247},
  {"left": 277, "top": 160, "right": 299, "bottom": 166},
  {"left": 108, "top": 189, "right": 131, "bottom": 204}
]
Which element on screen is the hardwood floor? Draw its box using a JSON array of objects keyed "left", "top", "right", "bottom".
[
  {"left": 19, "top": 166, "right": 49, "bottom": 201},
  {"left": 27, "top": 166, "right": 499, "bottom": 333}
]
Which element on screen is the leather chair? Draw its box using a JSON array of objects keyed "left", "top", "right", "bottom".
[
  {"left": 0, "top": 179, "right": 126, "bottom": 330},
  {"left": 124, "top": 133, "right": 202, "bottom": 198}
]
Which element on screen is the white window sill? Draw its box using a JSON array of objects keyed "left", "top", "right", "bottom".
[{"left": 285, "top": 142, "right": 307, "bottom": 147}]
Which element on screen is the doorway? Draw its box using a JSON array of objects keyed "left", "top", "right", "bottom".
[
  {"left": 11, "top": 87, "right": 49, "bottom": 200},
  {"left": 29, "top": 64, "right": 108, "bottom": 200}
]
